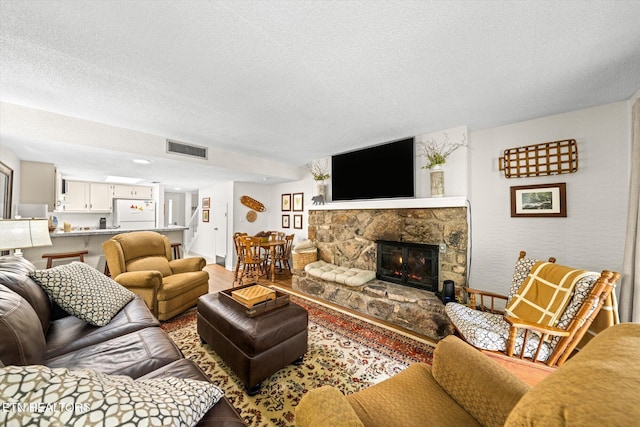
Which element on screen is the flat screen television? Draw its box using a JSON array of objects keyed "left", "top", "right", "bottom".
[{"left": 331, "top": 137, "right": 415, "bottom": 201}]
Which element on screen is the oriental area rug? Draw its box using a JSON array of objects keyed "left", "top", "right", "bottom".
[{"left": 162, "top": 294, "right": 434, "bottom": 427}]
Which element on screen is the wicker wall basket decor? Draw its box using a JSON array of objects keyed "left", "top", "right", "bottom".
[{"left": 499, "top": 139, "right": 578, "bottom": 178}]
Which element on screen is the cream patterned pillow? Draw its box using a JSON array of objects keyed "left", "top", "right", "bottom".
[
  {"left": 29, "top": 262, "right": 134, "bottom": 326},
  {"left": 0, "top": 365, "right": 224, "bottom": 426}
]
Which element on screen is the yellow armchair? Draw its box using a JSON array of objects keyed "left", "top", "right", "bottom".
[{"left": 102, "top": 231, "right": 209, "bottom": 320}]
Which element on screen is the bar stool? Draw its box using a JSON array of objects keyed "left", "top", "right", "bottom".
[
  {"left": 42, "top": 250, "right": 89, "bottom": 268},
  {"left": 170, "top": 243, "right": 182, "bottom": 260}
]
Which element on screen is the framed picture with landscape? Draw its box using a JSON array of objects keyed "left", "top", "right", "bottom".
[{"left": 510, "top": 183, "right": 566, "bottom": 217}]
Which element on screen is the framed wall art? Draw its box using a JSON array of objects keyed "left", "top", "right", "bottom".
[
  {"left": 282, "top": 214, "right": 290, "bottom": 228},
  {"left": 510, "top": 183, "right": 566, "bottom": 217},
  {"left": 202, "top": 197, "right": 210, "bottom": 209},
  {"left": 281, "top": 193, "right": 291, "bottom": 211},
  {"left": 202, "top": 209, "right": 210, "bottom": 222},
  {"left": 293, "top": 214, "right": 303, "bottom": 229},
  {"left": 293, "top": 192, "right": 304, "bottom": 211}
]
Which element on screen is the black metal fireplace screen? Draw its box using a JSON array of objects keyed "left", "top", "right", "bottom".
[{"left": 376, "top": 240, "right": 439, "bottom": 292}]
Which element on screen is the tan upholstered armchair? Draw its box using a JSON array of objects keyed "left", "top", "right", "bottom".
[{"left": 102, "top": 231, "right": 209, "bottom": 320}]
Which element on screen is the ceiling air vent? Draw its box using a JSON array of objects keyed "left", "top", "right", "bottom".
[{"left": 166, "top": 139, "right": 208, "bottom": 160}]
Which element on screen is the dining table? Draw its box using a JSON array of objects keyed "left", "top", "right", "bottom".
[{"left": 258, "top": 239, "right": 286, "bottom": 282}]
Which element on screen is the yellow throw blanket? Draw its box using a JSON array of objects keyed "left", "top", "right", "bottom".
[
  {"left": 576, "top": 291, "right": 619, "bottom": 350},
  {"left": 505, "top": 261, "right": 593, "bottom": 327}
]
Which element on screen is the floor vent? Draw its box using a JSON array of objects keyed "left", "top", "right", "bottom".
[{"left": 166, "top": 139, "right": 208, "bottom": 159}]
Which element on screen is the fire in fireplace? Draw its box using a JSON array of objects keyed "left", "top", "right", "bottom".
[{"left": 376, "top": 240, "right": 439, "bottom": 292}]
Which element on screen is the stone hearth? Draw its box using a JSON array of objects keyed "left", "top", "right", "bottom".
[
  {"left": 292, "top": 206, "right": 467, "bottom": 340},
  {"left": 308, "top": 207, "right": 468, "bottom": 292},
  {"left": 292, "top": 272, "right": 454, "bottom": 339}
]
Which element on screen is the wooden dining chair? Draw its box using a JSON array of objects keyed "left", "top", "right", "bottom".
[
  {"left": 273, "top": 234, "right": 295, "bottom": 275},
  {"left": 232, "top": 232, "right": 248, "bottom": 285},
  {"left": 237, "top": 235, "right": 268, "bottom": 285}
]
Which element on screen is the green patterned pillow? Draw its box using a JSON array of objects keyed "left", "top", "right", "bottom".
[
  {"left": 0, "top": 365, "right": 224, "bottom": 426},
  {"left": 29, "top": 262, "right": 134, "bottom": 326}
]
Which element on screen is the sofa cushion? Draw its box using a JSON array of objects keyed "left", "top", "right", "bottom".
[
  {"left": 506, "top": 323, "right": 640, "bottom": 426},
  {"left": 30, "top": 262, "right": 135, "bottom": 327},
  {"left": 0, "top": 364, "right": 224, "bottom": 427},
  {"left": 126, "top": 255, "right": 173, "bottom": 277},
  {"left": 432, "top": 336, "right": 530, "bottom": 427},
  {"left": 444, "top": 302, "right": 553, "bottom": 361},
  {"left": 44, "top": 295, "right": 160, "bottom": 359},
  {"left": 296, "top": 385, "right": 364, "bottom": 427},
  {"left": 0, "top": 284, "right": 46, "bottom": 366},
  {"left": 305, "top": 260, "right": 375, "bottom": 286},
  {"left": 346, "top": 363, "right": 481, "bottom": 427},
  {"left": 45, "top": 326, "right": 183, "bottom": 378},
  {"left": 504, "top": 262, "right": 595, "bottom": 327},
  {"left": 0, "top": 268, "right": 51, "bottom": 335}
]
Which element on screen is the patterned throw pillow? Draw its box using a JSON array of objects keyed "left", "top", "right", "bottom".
[
  {"left": 0, "top": 365, "right": 224, "bottom": 427},
  {"left": 29, "top": 262, "right": 134, "bottom": 327}
]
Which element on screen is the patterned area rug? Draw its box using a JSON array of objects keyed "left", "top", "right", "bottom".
[{"left": 162, "top": 295, "right": 434, "bottom": 427}]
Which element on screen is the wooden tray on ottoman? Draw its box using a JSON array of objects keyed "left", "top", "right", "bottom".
[{"left": 219, "top": 283, "right": 289, "bottom": 317}]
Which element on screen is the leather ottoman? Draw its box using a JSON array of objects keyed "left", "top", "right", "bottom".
[{"left": 197, "top": 292, "right": 308, "bottom": 394}]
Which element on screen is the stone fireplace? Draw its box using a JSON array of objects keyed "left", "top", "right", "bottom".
[
  {"left": 376, "top": 240, "right": 439, "bottom": 292},
  {"left": 291, "top": 203, "right": 468, "bottom": 339}
]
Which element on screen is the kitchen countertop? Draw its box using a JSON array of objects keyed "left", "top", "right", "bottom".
[{"left": 50, "top": 226, "right": 188, "bottom": 237}]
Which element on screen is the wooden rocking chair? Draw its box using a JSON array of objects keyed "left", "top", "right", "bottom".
[{"left": 445, "top": 251, "right": 620, "bottom": 368}]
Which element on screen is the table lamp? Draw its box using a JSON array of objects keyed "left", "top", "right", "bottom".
[{"left": 0, "top": 218, "right": 53, "bottom": 256}]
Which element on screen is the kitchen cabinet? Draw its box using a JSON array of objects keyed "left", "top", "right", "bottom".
[
  {"left": 112, "top": 184, "right": 153, "bottom": 199},
  {"left": 20, "top": 161, "right": 57, "bottom": 211},
  {"left": 89, "top": 183, "right": 112, "bottom": 211},
  {"left": 61, "top": 181, "right": 112, "bottom": 212}
]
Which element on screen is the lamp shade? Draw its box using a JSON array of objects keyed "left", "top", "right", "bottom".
[{"left": 0, "top": 219, "right": 53, "bottom": 251}]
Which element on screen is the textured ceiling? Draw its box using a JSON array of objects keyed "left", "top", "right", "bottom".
[{"left": 1, "top": 0, "right": 639, "bottom": 190}]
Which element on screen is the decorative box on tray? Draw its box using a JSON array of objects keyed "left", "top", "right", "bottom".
[{"left": 219, "top": 283, "right": 289, "bottom": 317}]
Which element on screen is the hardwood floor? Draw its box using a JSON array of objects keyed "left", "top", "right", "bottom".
[{"left": 203, "top": 263, "right": 294, "bottom": 293}]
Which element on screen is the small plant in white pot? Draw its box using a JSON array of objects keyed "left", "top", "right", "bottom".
[
  {"left": 417, "top": 133, "right": 467, "bottom": 197},
  {"left": 307, "top": 159, "right": 330, "bottom": 202}
]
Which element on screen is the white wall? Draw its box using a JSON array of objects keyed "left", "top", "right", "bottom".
[
  {"left": 468, "top": 101, "right": 631, "bottom": 294},
  {"left": 266, "top": 174, "right": 316, "bottom": 245}
]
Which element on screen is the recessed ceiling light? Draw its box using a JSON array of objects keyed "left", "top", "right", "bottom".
[
  {"left": 104, "top": 175, "right": 144, "bottom": 184},
  {"left": 132, "top": 159, "right": 151, "bottom": 165}
]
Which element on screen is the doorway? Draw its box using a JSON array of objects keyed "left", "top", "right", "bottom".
[{"left": 212, "top": 203, "right": 228, "bottom": 266}]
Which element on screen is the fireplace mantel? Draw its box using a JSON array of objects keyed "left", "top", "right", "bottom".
[{"left": 310, "top": 196, "right": 467, "bottom": 211}]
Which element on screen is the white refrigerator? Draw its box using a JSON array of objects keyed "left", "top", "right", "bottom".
[{"left": 113, "top": 200, "right": 156, "bottom": 230}]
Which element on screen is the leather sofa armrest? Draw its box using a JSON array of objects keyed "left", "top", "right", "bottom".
[
  {"left": 114, "top": 271, "right": 163, "bottom": 289},
  {"left": 296, "top": 385, "right": 364, "bottom": 427},
  {"left": 169, "top": 257, "right": 206, "bottom": 274}
]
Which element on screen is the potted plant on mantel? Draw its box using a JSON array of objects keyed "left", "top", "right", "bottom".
[
  {"left": 307, "top": 159, "right": 330, "bottom": 201},
  {"left": 417, "top": 133, "right": 467, "bottom": 197}
]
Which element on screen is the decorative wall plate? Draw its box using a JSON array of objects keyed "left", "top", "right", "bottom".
[{"left": 246, "top": 210, "right": 258, "bottom": 222}]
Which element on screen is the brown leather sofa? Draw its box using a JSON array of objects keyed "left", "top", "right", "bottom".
[
  {"left": 0, "top": 256, "right": 245, "bottom": 426},
  {"left": 103, "top": 231, "right": 209, "bottom": 320}
]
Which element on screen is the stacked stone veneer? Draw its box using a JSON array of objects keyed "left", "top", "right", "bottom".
[{"left": 291, "top": 206, "right": 468, "bottom": 340}]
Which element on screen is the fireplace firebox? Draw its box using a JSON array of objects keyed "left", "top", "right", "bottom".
[{"left": 376, "top": 240, "right": 439, "bottom": 292}]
